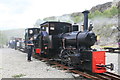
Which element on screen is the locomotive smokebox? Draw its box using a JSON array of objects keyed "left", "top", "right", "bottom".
[
  {"left": 61, "top": 10, "right": 96, "bottom": 49},
  {"left": 82, "top": 10, "right": 89, "bottom": 31}
]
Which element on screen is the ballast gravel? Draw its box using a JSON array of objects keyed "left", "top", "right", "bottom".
[
  {"left": 0, "top": 47, "right": 119, "bottom": 79},
  {"left": 1, "top": 48, "right": 73, "bottom": 78}
]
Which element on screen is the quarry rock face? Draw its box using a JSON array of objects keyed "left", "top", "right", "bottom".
[
  {"left": 90, "top": 0, "right": 120, "bottom": 13},
  {"left": 90, "top": 2, "right": 112, "bottom": 12}
]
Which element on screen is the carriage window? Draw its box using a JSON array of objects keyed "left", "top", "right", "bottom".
[
  {"left": 72, "top": 25, "right": 79, "bottom": 31},
  {"left": 41, "top": 26, "right": 49, "bottom": 34},
  {"left": 29, "top": 30, "right": 33, "bottom": 34},
  {"left": 42, "top": 27, "right": 45, "bottom": 31},
  {"left": 50, "top": 27, "right": 55, "bottom": 30},
  {"left": 34, "top": 29, "right": 39, "bottom": 34},
  {"left": 50, "top": 24, "right": 55, "bottom": 30},
  {"left": 41, "top": 23, "right": 49, "bottom": 32}
]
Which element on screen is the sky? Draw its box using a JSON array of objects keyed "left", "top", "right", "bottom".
[{"left": 0, "top": 0, "right": 113, "bottom": 30}]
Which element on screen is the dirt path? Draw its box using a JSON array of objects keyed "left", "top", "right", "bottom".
[{"left": 1, "top": 48, "right": 73, "bottom": 78}]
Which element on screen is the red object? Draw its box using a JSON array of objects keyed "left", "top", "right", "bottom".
[
  {"left": 36, "top": 48, "right": 41, "bottom": 54},
  {"left": 92, "top": 51, "right": 106, "bottom": 73}
]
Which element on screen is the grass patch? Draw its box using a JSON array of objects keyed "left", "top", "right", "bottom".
[
  {"left": 12, "top": 74, "right": 26, "bottom": 78},
  {"left": 89, "top": 6, "right": 118, "bottom": 19}
]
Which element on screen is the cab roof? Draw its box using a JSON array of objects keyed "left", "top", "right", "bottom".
[{"left": 40, "top": 21, "right": 71, "bottom": 26}]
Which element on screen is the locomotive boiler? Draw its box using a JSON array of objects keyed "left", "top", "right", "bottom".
[
  {"left": 61, "top": 11, "right": 96, "bottom": 49},
  {"left": 58, "top": 11, "right": 113, "bottom": 73},
  {"left": 25, "top": 10, "right": 114, "bottom": 73}
]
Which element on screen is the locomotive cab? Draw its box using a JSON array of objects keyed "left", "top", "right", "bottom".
[
  {"left": 40, "top": 21, "right": 72, "bottom": 35},
  {"left": 25, "top": 28, "right": 40, "bottom": 41},
  {"left": 24, "top": 28, "right": 40, "bottom": 52},
  {"left": 34, "top": 21, "right": 73, "bottom": 57}
]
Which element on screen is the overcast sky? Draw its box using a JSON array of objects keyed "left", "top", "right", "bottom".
[{"left": 0, "top": 0, "right": 113, "bottom": 30}]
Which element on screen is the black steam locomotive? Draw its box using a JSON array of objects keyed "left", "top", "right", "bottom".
[{"left": 25, "top": 10, "right": 113, "bottom": 73}]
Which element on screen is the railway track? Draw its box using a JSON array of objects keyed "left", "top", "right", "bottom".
[{"left": 33, "top": 54, "right": 120, "bottom": 80}]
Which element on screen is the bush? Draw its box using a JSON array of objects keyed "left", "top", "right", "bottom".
[
  {"left": 103, "top": 6, "right": 118, "bottom": 18},
  {"left": 89, "top": 10, "right": 102, "bottom": 19},
  {"left": 72, "top": 15, "right": 83, "bottom": 23},
  {"left": 12, "top": 74, "right": 26, "bottom": 78},
  {"left": 89, "top": 6, "right": 118, "bottom": 19}
]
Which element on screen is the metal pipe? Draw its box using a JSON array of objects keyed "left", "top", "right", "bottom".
[{"left": 82, "top": 10, "right": 89, "bottom": 31}]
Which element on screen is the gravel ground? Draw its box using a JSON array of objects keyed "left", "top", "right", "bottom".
[
  {"left": 1, "top": 48, "right": 73, "bottom": 78},
  {"left": 0, "top": 48, "right": 2, "bottom": 79},
  {"left": 118, "top": 53, "right": 120, "bottom": 75},
  {"left": 0, "top": 47, "right": 119, "bottom": 79},
  {"left": 106, "top": 52, "right": 119, "bottom": 74},
  {"left": 93, "top": 45, "right": 119, "bottom": 74}
]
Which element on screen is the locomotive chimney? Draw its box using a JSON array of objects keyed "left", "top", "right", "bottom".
[{"left": 82, "top": 10, "right": 89, "bottom": 31}]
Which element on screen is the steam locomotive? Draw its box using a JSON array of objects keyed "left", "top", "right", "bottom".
[
  {"left": 8, "top": 37, "right": 24, "bottom": 50},
  {"left": 25, "top": 10, "right": 114, "bottom": 73}
]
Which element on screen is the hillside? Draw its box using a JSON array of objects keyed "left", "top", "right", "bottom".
[
  {"left": 1, "top": 0, "right": 120, "bottom": 46},
  {"left": 35, "top": 0, "right": 119, "bottom": 24},
  {"left": 34, "top": 0, "right": 120, "bottom": 46},
  {"left": 0, "top": 28, "right": 25, "bottom": 45}
]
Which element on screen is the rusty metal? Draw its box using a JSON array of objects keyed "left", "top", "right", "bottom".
[
  {"left": 102, "top": 72, "right": 120, "bottom": 80},
  {"left": 106, "top": 72, "right": 120, "bottom": 78}
]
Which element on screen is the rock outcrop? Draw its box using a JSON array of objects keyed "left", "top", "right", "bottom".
[{"left": 90, "top": 2, "right": 112, "bottom": 12}]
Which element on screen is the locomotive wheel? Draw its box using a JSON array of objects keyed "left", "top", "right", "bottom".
[{"left": 60, "top": 49, "right": 75, "bottom": 67}]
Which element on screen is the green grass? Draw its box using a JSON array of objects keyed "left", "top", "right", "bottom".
[
  {"left": 12, "top": 74, "right": 26, "bottom": 78},
  {"left": 89, "top": 6, "right": 118, "bottom": 19},
  {"left": 70, "top": 6, "right": 119, "bottom": 23}
]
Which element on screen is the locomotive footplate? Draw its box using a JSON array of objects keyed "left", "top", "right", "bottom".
[{"left": 78, "top": 51, "right": 108, "bottom": 73}]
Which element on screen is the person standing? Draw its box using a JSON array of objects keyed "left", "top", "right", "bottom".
[
  {"left": 27, "top": 37, "right": 34, "bottom": 62},
  {"left": 15, "top": 39, "right": 18, "bottom": 50}
]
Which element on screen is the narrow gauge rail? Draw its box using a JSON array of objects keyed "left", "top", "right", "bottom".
[
  {"left": 104, "top": 47, "right": 120, "bottom": 53},
  {"left": 33, "top": 54, "right": 120, "bottom": 80}
]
